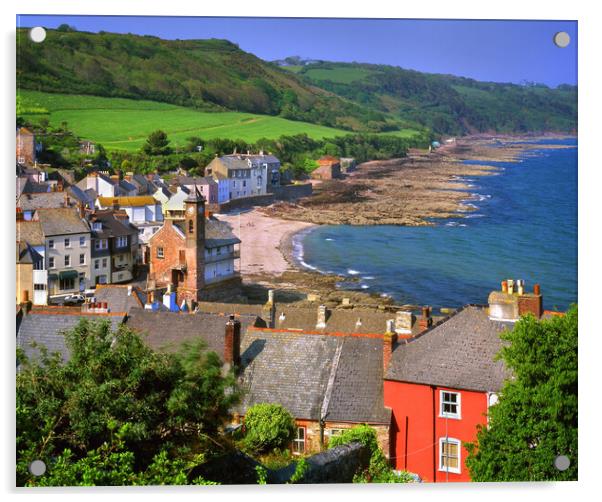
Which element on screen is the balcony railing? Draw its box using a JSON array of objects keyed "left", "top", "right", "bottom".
[{"left": 204, "top": 249, "right": 240, "bottom": 264}]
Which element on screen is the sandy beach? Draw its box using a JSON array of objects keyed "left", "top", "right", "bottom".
[{"left": 214, "top": 210, "right": 315, "bottom": 276}]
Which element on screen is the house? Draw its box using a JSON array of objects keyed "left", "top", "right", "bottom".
[
  {"left": 16, "top": 220, "right": 47, "bottom": 306},
  {"left": 311, "top": 156, "right": 342, "bottom": 180},
  {"left": 383, "top": 282, "right": 545, "bottom": 482},
  {"left": 96, "top": 196, "right": 163, "bottom": 225},
  {"left": 206, "top": 152, "right": 280, "bottom": 200},
  {"left": 174, "top": 176, "right": 219, "bottom": 205},
  {"left": 17, "top": 191, "right": 76, "bottom": 221},
  {"left": 92, "top": 284, "right": 147, "bottom": 313},
  {"left": 88, "top": 210, "right": 139, "bottom": 285},
  {"left": 147, "top": 189, "right": 241, "bottom": 307},
  {"left": 16, "top": 127, "right": 38, "bottom": 166},
  {"left": 161, "top": 187, "right": 191, "bottom": 220},
  {"left": 77, "top": 172, "right": 138, "bottom": 198},
  {"left": 35, "top": 207, "right": 92, "bottom": 299}
]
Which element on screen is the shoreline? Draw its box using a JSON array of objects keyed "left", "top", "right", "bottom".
[{"left": 219, "top": 135, "right": 575, "bottom": 305}]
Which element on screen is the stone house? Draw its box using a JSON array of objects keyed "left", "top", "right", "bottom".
[
  {"left": 16, "top": 220, "right": 47, "bottom": 306},
  {"left": 311, "top": 156, "right": 342, "bottom": 180},
  {"left": 77, "top": 172, "right": 138, "bottom": 198},
  {"left": 16, "top": 127, "right": 38, "bottom": 166},
  {"left": 147, "top": 189, "right": 241, "bottom": 307}
]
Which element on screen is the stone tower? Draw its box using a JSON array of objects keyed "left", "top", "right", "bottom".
[{"left": 178, "top": 187, "right": 206, "bottom": 306}]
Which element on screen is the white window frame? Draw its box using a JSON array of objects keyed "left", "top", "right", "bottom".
[
  {"left": 292, "top": 426, "right": 306, "bottom": 454},
  {"left": 64, "top": 238, "right": 71, "bottom": 248},
  {"left": 439, "top": 390, "right": 461, "bottom": 419},
  {"left": 79, "top": 236, "right": 86, "bottom": 247},
  {"left": 116, "top": 236, "right": 128, "bottom": 248},
  {"left": 64, "top": 255, "right": 71, "bottom": 267},
  {"left": 48, "top": 257, "right": 55, "bottom": 269},
  {"left": 439, "top": 437, "right": 461, "bottom": 474},
  {"left": 157, "top": 247, "right": 164, "bottom": 259},
  {"left": 79, "top": 253, "right": 86, "bottom": 265},
  {"left": 48, "top": 239, "right": 54, "bottom": 249}
]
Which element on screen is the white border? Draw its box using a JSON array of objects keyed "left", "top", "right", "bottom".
[
  {"left": 438, "top": 437, "right": 462, "bottom": 475},
  {"left": 2, "top": 2, "right": 599, "bottom": 502},
  {"left": 439, "top": 390, "right": 462, "bottom": 420}
]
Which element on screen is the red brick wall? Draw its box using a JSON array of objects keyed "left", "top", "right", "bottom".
[
  {"left": 384, "top": 380, "right": 488, "bottom": 482},
  {"left": 148, "top": 221, "right": 184, "bottom": 288}
]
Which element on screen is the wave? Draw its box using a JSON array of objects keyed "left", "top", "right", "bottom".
[
  {"left": 325, "top": 238, "right": 334, "bottom": 241},
  {"left": 360, "top": 284, "right": 369, "bottom": 289},
  {"left": 347, "top": 269, "right": 361, "bottom": 275},
  {"left": 362, "top": 276, "right": 375, "bottom": 280}
]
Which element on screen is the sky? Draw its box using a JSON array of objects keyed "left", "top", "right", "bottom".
[{"left": 17, "top": 16, "right": 577, "bottom": 87}]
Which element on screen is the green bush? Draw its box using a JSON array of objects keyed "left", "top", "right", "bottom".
[
  {"left": 328, "top": 424, "right": 413, "bottom": 483},
  {"left": 243, "top": 403, "right": 295, "bottom": 454}
]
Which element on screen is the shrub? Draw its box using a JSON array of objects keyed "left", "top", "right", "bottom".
[
  {"left": 328, "top": 424, "right": 413, "bottom": 483},
  {"left": 243, "top": 403, "right": 295, "bottom": 454}
]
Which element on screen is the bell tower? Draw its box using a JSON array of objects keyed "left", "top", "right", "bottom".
[{"left": 179, "top": 187, "right": 206, "bottom": 305}]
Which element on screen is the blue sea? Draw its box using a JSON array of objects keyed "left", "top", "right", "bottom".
[{"left": 295, "top": 138, "right": 577, "bottom": 311}]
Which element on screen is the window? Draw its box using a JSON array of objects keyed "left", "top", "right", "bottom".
[
  {"left": 92, "top": 222, "right": 102, "bottom": 231},
  {"left": 79, "top": 254, "right": 85, "bottom": 265},
  {"left": 188, "top": 219, "right": 194, "bottom": 234},
  {"left": 242, "top": 180, "right": 247, "bottom": 188},
  {"left": 64, "top": 238, "right": 71, "bottom": 248},
  {"left": 94, "top": 259, "right": 100, "bottom": 270},
  {"left": 329, "top": 429, "right": 344, "bottom": 438},
  {"left": 157, "top": 247, "right": 164, "bottom": 259},
  {"left": 64, "top": 255, "right": 70, "bottom": 267},
  {"left": 116, "top": 236, "right": 128, "bottom": 248},
  {"left": 33, "top": 259, "right": 44, "bottom": 271},
  {"left": 440, "top": 391, "right": 461, "bottom": 419},
  {"left": 34, "top": 284, "right": 46, "bottom": 291},
  {"left": 95, "top": 239, "right": 108, "bottom": 250},
  {"left": 102, "top": 258, "right": 108, "bottom": 268},
  {"left": 48, "top": 257, "right": 55, "bottom": 268},
  {"left": 48, "top": 239, "right": 54, "bottom": 249},
  {"left": 439, "top": 438, "right": 461, "bottom": 474},
  {"left": 79, "top": 236, "right": 86, "bottom": 246},
  {"left": 60, "top": 277, "right": 75, "bottom": 291},
  {"left": 292, "top": 426, "right": 306, "bottom": 454}
]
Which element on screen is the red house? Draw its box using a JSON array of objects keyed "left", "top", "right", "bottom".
[{"left": 384, "top": 282, "right": 545, "bottom": 482}]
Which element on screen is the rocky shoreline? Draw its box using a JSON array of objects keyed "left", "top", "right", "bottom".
[{"left": 259, "top": 135, "right": 575, "bottom": 227}]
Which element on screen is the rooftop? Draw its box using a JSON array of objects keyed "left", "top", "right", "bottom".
[
  {"left": 97, "top": 196, "right": 157, "bottom": 208},
  {"left": 36, "top": 207, "right": 90, "bottom": 237},
  {"left": 16, "top": 220, "right": 44, "bottom": 246},
  {"left": 385, "top": 305, "right": 512, "bottom": 392}
]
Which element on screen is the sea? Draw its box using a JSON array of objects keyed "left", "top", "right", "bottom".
[{"left": 293, "top": 138, "right": 577, "bottom": 311}]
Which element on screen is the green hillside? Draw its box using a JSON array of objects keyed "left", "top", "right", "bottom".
[
  {"left": 288, "top": 61, "right": 577, "bottom": 135},
  {"left": 16, "top": 28, "right": 401, "bottom": 134},
  {"left": 19, "top": 90, "right": 385, "bottom": 152}
]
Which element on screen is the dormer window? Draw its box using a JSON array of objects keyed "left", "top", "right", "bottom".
[{"left": 92, "top": 222, "right": 102, "bottom": 231}]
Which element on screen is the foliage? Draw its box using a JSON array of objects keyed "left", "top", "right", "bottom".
[
  {"left": 16, "top": 319, "right": 239, "bottom": 486},
  {"left": 242, "top": 403, "right": 295, "bottom": 454},
  {"left": 254, "top": 465, "right": 268, "bottom": 485},
  {"left": 295, "top": 61, "right": 577, "bottom": 135},
  {"left": 465, "top": 306, "right": 578, "bottom": 481},
  {"left": 16, "top": 28, "right": 396, "bottom": 132},
  {"left": 328, "top": 425, "right": 413, "bottom": 483},
  {"left": 287, "top": 458, "right": 309, "bottom": 484},
  {"left": 141, "top": 130, "right": 172, "bottom": 156}
]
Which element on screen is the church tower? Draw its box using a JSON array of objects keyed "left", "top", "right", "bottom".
[{"left": 179, "top": 187, "right": 205, "bottom": 306}]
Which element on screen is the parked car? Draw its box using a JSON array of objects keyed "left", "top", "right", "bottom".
[{"left": 63, "top": 294, "right": 85, "bottom": 305}]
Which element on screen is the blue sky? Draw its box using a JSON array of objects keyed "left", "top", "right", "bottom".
[{"left": 17, "top": 16, "right": 577, "bottom": 87}]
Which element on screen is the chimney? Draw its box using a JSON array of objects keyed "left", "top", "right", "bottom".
[
  {"left": 262, "top": 289, "right": 276, "bottom": 328},
  {"left": 112, "top": 199, "right": 120, "bottom": 211},
  {"left": 127, "top": 285, "right": 133, "bottom": 296},
  {"left": 16, "top": 207, "right": 24, "bottom": 221},
  {"left": 418, "top": 306, "right": 433, "bottom": 330},
  {"left": 21, "top": 289, "right": 30, "bottom": 304},
  {"left": 489, "top": 280, "right": 543, "bottom": 321},
  {"left": 395, "top": 310, "right": 415, "bottom": 334},
  {"left": 57, "top": 181, "right": 64, "bottom": 192},
  {"left": 64, "top": 193, "right": 71, "bottom": 207},
  {"left": 501, "top": 280, "right": 508, "bottom": 293},
  {"left": 224, "top": 315, "right": 241, "bottom": 370},
  {"left": 517, "top": 283, "right": 543, "bottom": 319},
  {"left": 383, "top": 321, "right": 398, "bottom": 372},
  {"left": 316, "top": 305, "right": 328, "bottom": 329}
]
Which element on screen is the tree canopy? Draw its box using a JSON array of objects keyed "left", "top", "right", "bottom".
[
  {"left": 465, "top": 306, "right": 578, "bottom": 481},
  {"left": 16, "top": 319, "right": 238, "bottom": 486},
  {"left": 141, "top": 130, "right": 172, "bottom": 156}
]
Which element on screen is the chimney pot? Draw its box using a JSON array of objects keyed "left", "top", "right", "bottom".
[
  {"left": 507, "top": 279, "right": 515, "bottom": 294},
  {"left": 501, "top": 280, "right": 508, "bottom": 293},
  {"left": 533, "top": 283, "right": 541, "bottom": 296},
  {"left": 395, "top": 310, "right": 415, "bottom": 334},
  {"left": 268, "top": 289, "right": 274, "bottom": 304},
  {"left": 517, "top": 279, "right": 525, "bottom": 296},
  {"left": 383, "top": 330, "right": 398, "bottom": 372},
  {"left": 316, "top": 304, "right": 328, "bottom": 329},
  {"left": 419, "top": 306, "right": 433, "bottom": 330}
]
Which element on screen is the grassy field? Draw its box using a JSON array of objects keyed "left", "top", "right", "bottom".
[
  {"left": 18, "top": 91, "right": 368, "bottom": 152},
  {"left": 303, "top": 67, "right": 376, "bottom": 84}
]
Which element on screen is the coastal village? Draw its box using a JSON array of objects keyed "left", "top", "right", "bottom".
[{"left": 16, "top": 125, "right": 566, "bottom": 483}]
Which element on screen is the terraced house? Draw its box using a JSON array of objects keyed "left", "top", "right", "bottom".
[{"left": 35, "top": 207, "right": 92, "bottom": 299}]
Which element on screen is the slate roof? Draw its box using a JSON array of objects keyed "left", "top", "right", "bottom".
[
  {"left": 17, "top": 192, "right": 69, "bottom": 211},
  {"left": 195, "top": 302, "right": 264, "bottom": 317},
  {"left": 16, "top": 177, "right": 28, "bottom": 198},
  {"left": 205, "top": 218, "right": 241, "bottom": 248},
  {"left": 17, "top": 312, "right": 126, "bottom": 366},
  {"left": 385, "top": 306, "right": 512, "bottom": 392},
  {"left": 89, "top": 210, "right": 138, "bottom": 238},
  {"left": 93, "top": 285, "right": 147, "bottom": 313},
  {"left": 17, "top": 242, "right": 43, "bottom": 265},
  {"left": 67, "top": 185, "right": 95, "bottom": 206},
  {"left": 236, "top": 329, "right": 390, "bottom": 424},
  {"left": 176, "top": 176, "right": 216, "bottom": 186},
  {"left": 125, "top": 309, "right": 257, "bottom": 356},
  {"left": 273, "top": 306, "right": 399, "bottom": 335},
  {"left": 119, "top": 179, "right": 137, "bottom": 193},
  {"left": 36, "top": 208, "right": 90, "bottom": 236},
  {"left": 16, "top": 220, "right": 44, "bottom": 246}
]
